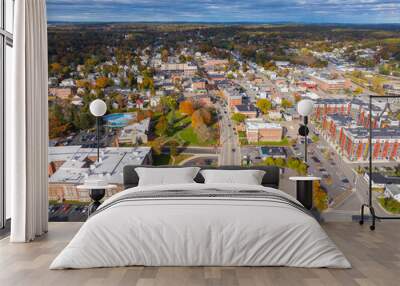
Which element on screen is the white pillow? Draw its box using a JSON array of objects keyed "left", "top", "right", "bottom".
[
  {"left": 135, "top": 167, "right": 201, "bottom": 186},
  {"left": 200, "top": 169, "right": 265, "bottom": 185}
]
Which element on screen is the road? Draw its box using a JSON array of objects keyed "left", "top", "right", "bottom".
[
  {"left": 307, "top": 123, "right": 399, "bottom": 216},
  {"left": 161, "top": 146, "right": 218, "bottom": 155},
  {"left": 216, "top": 101, "right": 241, "bottom": 165}
]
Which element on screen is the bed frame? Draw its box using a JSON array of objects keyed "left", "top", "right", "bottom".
[{"left": 123, "top": 165, "right": 280, "bottom": 190}]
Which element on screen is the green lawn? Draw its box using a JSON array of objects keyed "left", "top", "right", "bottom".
[
  {"left": 378, "top": 197, "right": 400, "bottom": 214},
  {"left": 238, "top": 131, "right": 246, "bottom": 138},
  {"left": 177, "top": 126, "right": 217, "bottom": 146},
  {"left": 311, "top": 134, "right": 320, "bottom": 143},
  {"left": 152, "top": 153, "right": 193, "bottom": 166},
  {"left": 153, "top": 110, "right": 218, "bottom": 147}
]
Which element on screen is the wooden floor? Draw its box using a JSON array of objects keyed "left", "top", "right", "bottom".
[{"left": 0, "top": 222, "right": 399, "bottom": 286}]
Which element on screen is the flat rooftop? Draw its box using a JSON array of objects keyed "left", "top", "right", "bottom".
[
  {"left": 48, "top": 146, "right": 151, "bottom": 184},
  {"left": 235, "top": 104, "right": 257, "bottom": 112},
  {"left": 326, "top": 114, "right": 354, "bottom": 126},
  {"left": 344, "top": 127, "right": 400, "bottom": 140},
  {"left": 259, "top": 146, "right": 286, "bottom": 157},
  {"left": 245, "top": 119, "right": 282, "bottom": 130}
]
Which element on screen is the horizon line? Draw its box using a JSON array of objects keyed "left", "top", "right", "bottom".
[{"left": 47, "top": 21, "right": 400, "bottom": 25}]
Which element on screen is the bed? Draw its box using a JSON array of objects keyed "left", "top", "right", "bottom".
[{"left": 50, "top": 166, "right": 350, "bottom": 269}]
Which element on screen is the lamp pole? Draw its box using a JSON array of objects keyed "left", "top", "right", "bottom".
[
  {"left": 304, "top": 116, "right": 308, "bottom": 163},
  {"left": 89, "top": 99, "right": 107, "bottom": 163},
  {"left": 96, "top": 117, "right": 100, "bottom": 162},
  {"left": 297, "top": 99, "right": 313, "bottom": 165}
]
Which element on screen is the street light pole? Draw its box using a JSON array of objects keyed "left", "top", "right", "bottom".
[
  {"left": 96, "top": 117, "right": 100, "bottom": 162},
  {"left": 297, "top": 99, "right": 313, "bottom": 165},
  {"left": 304, "top": 116, "right": 308, "bottom": 163},
  {"left": 89, "top": 99, "right": 107, "bottom": 163}
]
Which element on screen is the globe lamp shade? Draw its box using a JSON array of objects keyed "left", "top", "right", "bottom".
[
  {"left": 90, "top": 99, "right": 107, "bottom": 117},
  {"left": 297, "top": 99, "right": 314, "bottom": 117}
]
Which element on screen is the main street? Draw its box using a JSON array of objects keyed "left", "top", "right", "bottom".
[{"left": 216, "top": 101, "right": 241, "bottom": 165}]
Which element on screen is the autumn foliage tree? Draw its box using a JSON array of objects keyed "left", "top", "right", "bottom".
[
  {"left": 95, "top": 76, "right": 111, "bottom": 89},
  {"left": 49, "top": 106, "right": 70, "bottom": 139},
  {"left": 76, "top": 79, "right": 90, "bottom": 89},
  {"left": 155, "top": 116, "right": 168, "bottom": 136},
  {"left": 231, "top": 113, "right": 246, "bottom": 123},
  {"left": 191, "top": 108, "right": 213, "bottom": 128},
  {"left": 281, "top": 98, "right": 293, "bottom": 109},
  {"left": 293, "top": 93, "right": 302, "bottom": 103},
  {"left": 191, "top": 110, "right": 204, "bottom": 129},
  {"left": 256, "top": 99, "right": 272, "bottom": 114},
  {"left": 149, "top": 138, "right": 163, "bottom": 155},
  {"left": 50, "top": 62, "right": 63, "bottom": 76},
  {"left": 179, "top": 101, "right": 195, "bottom": 115},
  {"left": 191, "top": 108, "right": 215, "bottom": 143},
  {"left": 313, "top": 181, "right": 328, "bottom": 212},
  {"left": 136, "top": 109, "right": 153, "bottom": 122},
  {"left": 199, "top": 108, "right": 212, "bottom": 125}
]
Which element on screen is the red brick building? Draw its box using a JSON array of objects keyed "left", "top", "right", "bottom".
[
  {"left": 340, "top": 128, "right": 400, "bottom": 161},
  {"left": 311, "top": 74, "right": 351, "bottom": 92},
  {"left": 245, "top": 119, "right": 283, "bottom": 143},
  {"left": 321, "top": 114, "right": 354, "bottom": 144}
]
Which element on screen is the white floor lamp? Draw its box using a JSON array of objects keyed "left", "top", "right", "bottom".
[
  {"left": 297, "top": 99, "right": 314, "bottom": 163},
  {"left": 89, "top": 99, "right": 107, "bottom": 162}
]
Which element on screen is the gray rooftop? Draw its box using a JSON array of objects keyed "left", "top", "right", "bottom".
[
  {"left": 345, "top": 127, "right": 400, "bottom": 140},
  {"left": 326, "top": 114, "right": 354, "bottom": 126},
  {"left": 235, "top": 104, "right": 257, "bottom": 112},
  {"left": 49, "top": 146, "right": 151, "bottom": 184},
  {"left": 386, "top": 184, "right": 400, "bottom": 196}
]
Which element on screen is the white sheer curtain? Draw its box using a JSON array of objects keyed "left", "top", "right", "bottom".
[{"left": 9, "top": 0, "right": 48, "bottom": 242}]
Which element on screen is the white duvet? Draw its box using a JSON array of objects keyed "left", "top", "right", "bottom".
[{"left": 50, "top": 183, "right": 351, "bottom": 269}]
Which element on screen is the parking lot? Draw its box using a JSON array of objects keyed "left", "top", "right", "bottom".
[{"left": 54, "top": 128, "right": 117, "bottom": 148}]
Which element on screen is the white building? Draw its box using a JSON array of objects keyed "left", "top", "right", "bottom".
[
  {"left": 60, "top": 78, "right": 75, "bottom": 87},
  {"left": 118, "top": 118, "right": 150, "bottom": 145},
  {"left": 48, "top": 146, "right": 152, "bottom": 185},
  {"left": 385, "top": 184, "right": 400, "bottom": 202}
]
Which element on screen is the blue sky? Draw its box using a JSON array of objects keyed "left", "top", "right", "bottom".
[{"left": 47, "top": 0, "right": 400, "bottom": 23}]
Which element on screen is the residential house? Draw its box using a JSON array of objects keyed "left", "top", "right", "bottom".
[
  {"left": 192, "top": 78, "right": 207, "bottom": 90},
  {"left": 60, "top": 78, "right": 75, "bottom": 87},
  {"left": 48, "top": 87, "right": 74, "bottom": 100},
  {"left": 385, "top": 184, "right": 400, "bottom": 202}
]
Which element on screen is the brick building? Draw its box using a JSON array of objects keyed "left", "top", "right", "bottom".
[
  {"left": 221, "top": 86, "right": 243, "bottom": 107},
  {"left": 311, "top": 73, "right": 351, "bottom": 92},
  {"left": 314, "top": 98, "right": 352, "bottom": 120},
  {"left": 321, "top": 114, "right": 355, "bottom": 144},
  {"left": 245, "top": 119, "right": 283, "bottom": 143},
  {"left": 160, "top": 62, "right": 198, "bottom": 76},
  {"left": 340, "top": 128, "right": 400, "bottom": 161},
  {"left": 191, "top": 78, "right": 207, "bottom": 90}
]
